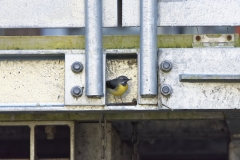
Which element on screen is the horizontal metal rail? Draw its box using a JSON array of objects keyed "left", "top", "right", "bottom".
[{"left": 180, "top": 74, "right": 240, "bottom": 82}]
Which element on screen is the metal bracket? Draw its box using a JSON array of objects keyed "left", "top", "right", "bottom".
[
  {"left": 179, "top": 74, "right": 240, "bottom": 82},
  {"left": 158, "top": 48, "right": 240, "bottom": 109},
  {"left": 192, "top": 34, "right": 234, "bottom": 48},
  {"left": 65, "top": 51, "right": 106, "bottom": 106}
]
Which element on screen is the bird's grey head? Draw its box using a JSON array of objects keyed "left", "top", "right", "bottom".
[{"left": 117, "top": 76, "right": 131, "bottom": 86}]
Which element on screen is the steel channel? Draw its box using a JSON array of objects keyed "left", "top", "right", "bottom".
[
  {"left": 85, "top": 0, "right": 103, "bottom": 97},
  {"left": 140, "top": 0, "right": 158, "bottom": 97}
]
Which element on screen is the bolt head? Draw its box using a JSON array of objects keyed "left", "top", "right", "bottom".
[
  {"left": 71, "top": 62, "right": 83, "bottom": 73},
  {"left": 227, "top": 35, "right": 232, "bottom": 41},
  {"left": 161, "top": 60, "right": 172, "bottom": 72},
  {"left": 195, "top": 35, "right": 201, "bottom": 41},
  {"left": 71, "top": 86, "right": 83, "bottom": 97},
  {"left": 161, "top": 84, "right": 172, "bottom": 96}
]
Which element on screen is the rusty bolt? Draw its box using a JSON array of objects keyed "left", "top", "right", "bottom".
[
  {"left": 227, "top": 35, "right": 232, "bottom": 41},
  {"left": 195, "top": 35, "right": 201, "bottom": 41}
]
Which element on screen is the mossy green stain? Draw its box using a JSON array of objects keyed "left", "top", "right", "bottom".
[{"left": 0, "top": 34, "right": 199, "bottom": 50}]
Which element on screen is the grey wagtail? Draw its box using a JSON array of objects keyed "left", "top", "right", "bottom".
[{"left": 106, "top": 76, "right": 131, "bottom": 103}]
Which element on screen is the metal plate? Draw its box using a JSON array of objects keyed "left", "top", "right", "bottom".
[
  {"left": 0, "top": 0, "right": 117, "bottom": 28},
  {"left": 158, "top": 48, "right": 240, "bottom": 109},
  {"left": 65, "top": 53, "right": 106, "bottom": 106},
  {"left": 123, "top": 0, "right": 240, "bottom": 26},
  {"left": 192, "top": 34, "right": 235, "bottom": 48}
]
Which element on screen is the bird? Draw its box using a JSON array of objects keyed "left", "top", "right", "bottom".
[{"left": 106, "top": 76, "right": 131, "bottom": 103}]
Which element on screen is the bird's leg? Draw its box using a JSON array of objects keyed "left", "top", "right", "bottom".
[
  {"left": 120, "top": 96, "right": 123, "bottom": 103},
  {"left": 114, "top": 96, "right": 117, "bottom": 103}
]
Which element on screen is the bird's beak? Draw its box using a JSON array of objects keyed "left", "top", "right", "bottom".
[{"left": 123, "top": 79, "right": 131, "bottom": 83}]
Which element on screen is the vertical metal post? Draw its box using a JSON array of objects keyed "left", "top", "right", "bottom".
[
  {"left": 140, "top": 0, "right": 158, "bottom": 97},
  {"left": 85, "top": 0, "right": 103, "bottom": 97},
  {"left": 69, "top": 123, "right": 75, "bottom": 160},
  {"left": 30, "top": 125, "right": 35, "bottom": 160}
]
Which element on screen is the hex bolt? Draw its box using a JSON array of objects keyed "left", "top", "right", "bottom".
[
  {"left": 71, "top": 86, "right": 83, "bottom": 97},
  {"left": 160, "top": 60, "right": 172, "bottom": 72},
  {"left": 161, "top": 84, "right": 172, "bottom": 96},
  {"left": 71, "top": 61, "right": 83, "bottom": 73}
]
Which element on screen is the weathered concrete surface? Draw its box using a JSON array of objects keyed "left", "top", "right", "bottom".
[
  {"left": 75, "top": 123, "right": 131, "bottom": 160},
  {"left": 0, "top": 59, "right": 64, "bottom": 103},
  {"left": 229, "top": 140, "right": 240, "bottom": 160}
]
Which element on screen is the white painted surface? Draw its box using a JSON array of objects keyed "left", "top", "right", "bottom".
[
  {"left": 123, "top": 0, "right": 240, "bottom": 26},
  {"left": 0, "top": 0, "right": 117, "bottom": 28}
]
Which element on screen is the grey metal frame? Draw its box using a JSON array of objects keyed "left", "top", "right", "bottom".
[
  {"left": 0, "top": 121, "right": 75, "bottom": 160},
  {"left": 2, "top": 48, "right": 240, "bottom": 111}
]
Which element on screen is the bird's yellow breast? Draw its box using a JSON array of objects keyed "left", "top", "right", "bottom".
[{"left": 108, "top": 84, "right": 128, "bottom": 96}]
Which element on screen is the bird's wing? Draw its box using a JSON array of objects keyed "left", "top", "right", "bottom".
[{"left": 106, "top": 79, "right": 118, "bottom": 89}]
